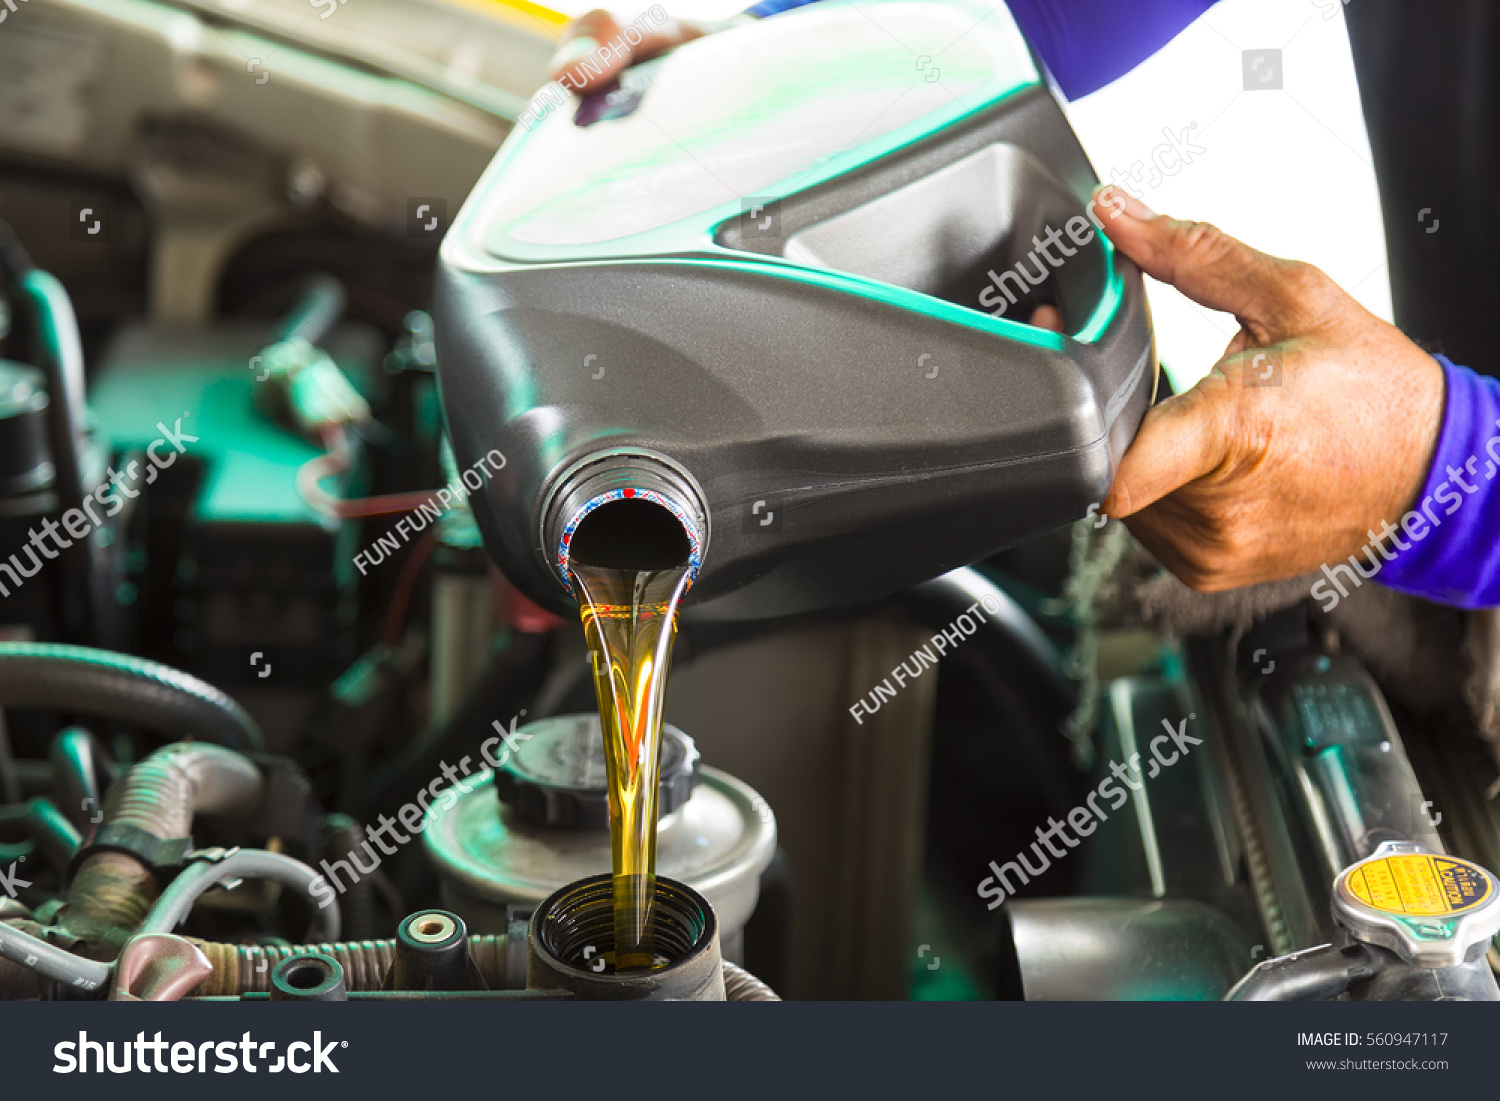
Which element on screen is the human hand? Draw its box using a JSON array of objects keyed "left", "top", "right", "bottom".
[
  {"left": 547, "top": 8, "right": 708, "bottom": 94},
  {"left": 1096, "top": 188, "right": 1445, "bottom": 592}
]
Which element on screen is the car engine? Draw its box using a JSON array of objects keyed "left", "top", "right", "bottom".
[{"left": 0, "top": 0, "right": 1496, "bottom": 1026}]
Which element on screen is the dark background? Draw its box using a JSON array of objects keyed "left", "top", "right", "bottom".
[{"left": 1346, "top": 0, "right": 1500, "bottom": 376}]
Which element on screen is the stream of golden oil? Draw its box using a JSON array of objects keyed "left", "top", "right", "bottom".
[{"left": 571, "top": 562, "right": 691, "bottom": 972}]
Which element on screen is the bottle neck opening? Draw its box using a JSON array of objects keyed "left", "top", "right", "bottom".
[{"left": 543, "top": 452, "right": 707, "bottom": 596}]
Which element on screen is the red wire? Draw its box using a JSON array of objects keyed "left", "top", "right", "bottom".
[
  {"left": 297, "top": 425, "right": 446, "bottom": 520},
  {"left": 382, "top": 529, "right": 441, "bottom": 648},
  {"left": 296, "top": 427, "right": 453, "bottom": 644}
]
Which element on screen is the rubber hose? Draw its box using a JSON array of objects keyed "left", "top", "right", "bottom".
[
  {"left": 22, "top": 798, "right": 80, "bottom": 869},
  {"left": 0, "top": 920, "right": 109, "bottom": 993},
  {"left": 0, "top": 219, "right": 32, "bottom": 280},
  {"left": 50, "top": 727, "right": 107, "bottom": 832},
  {"left": 0, "top": 803, "right": 35, "bottom": 863},
  {"left": 104, "top": 742, "right": 262, "bottom": 839},
  {"left": 59, "top": 743, "right": 263, "bottom": 950},
  {"left": 1225, "top": 943, "right": 1377, "bottom": 1001},
  {"left": 317, "top": 815, "right": 376, "bottom": 940},
  {"left": 905, "top": 567, "right": 1074, "bottom": 716},
  {"left": 0, "top": 643, "right": 263, "bottom": 752},
  {"left": 18, "top": 270, "right": 103, "bottom": 645},
  {"left": 142, "top": 849, "right": 339, "bottom": 943},
  {"left": 0, "top": 743, "right": 267, "bottom": 995},
  {"left": 0, "top": 798, "right": 81, "bottom": 867},
  {"left": 723, "top": 961, "right": 780, "bottom": 1001},
  {"left": 191, "top": 933, "right": 514, "bottom": 995}
]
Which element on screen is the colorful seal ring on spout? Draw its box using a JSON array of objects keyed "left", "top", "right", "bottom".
[
  {"left": 541, "top": 448, "right": 711, "bottom": 599},
  {"left": 556, "top": 487, "right": 704, "bottom": 598}
]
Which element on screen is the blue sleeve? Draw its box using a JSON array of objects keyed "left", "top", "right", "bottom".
[
  {"left": 1003, "top": 0, "right": 1218, "bottom": 98},
  {"left": 744, "top": 0, "right": 1217, "bottom": 100},
  {"left": 1372, "top": 358, "right": 1500, "bottom": 609},
  {"left": 742, "top": 0, "right": 821, "bottom": 19}
]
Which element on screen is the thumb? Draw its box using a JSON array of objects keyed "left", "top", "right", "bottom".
[
  {"left": 1092, "top": 186, "right": 1317, "bottom": 341},
  {"left": 549, "top": 10, "right": 703, "bottom": 93},
  {"left": 548, "top": 10, "right": 628, "bottom": 90},
  {"left": 1100, "top": 383, "right": 1233, "bottom": 518}
]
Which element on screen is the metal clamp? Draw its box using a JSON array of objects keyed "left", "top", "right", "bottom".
[
  {"left": 66, "top": 824, "right": 195, "bottom": 885},
  {"left": 181, "top": 847, "right": 246, "bottom": 891}
]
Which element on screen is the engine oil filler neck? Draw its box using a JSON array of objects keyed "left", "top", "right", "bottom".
[{"left": 527, "top": 874, "right": 726, "bottom": 1000}]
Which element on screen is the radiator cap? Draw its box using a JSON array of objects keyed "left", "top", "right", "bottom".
[{"left": 1332, "top": 841, "right": 1500, "bottom": 968}]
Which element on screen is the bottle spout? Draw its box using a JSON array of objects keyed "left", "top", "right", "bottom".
[{"left": 541, "top": 450, "right": 709, "bottom": 596}]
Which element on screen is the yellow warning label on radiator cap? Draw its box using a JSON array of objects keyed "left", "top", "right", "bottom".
[{"left": 1344, "top": 853, "right": 1493, "bottom": 917}]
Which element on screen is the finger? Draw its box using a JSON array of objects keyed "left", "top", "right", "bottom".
[
  {"left": 549, "top": 11, "right": 626, "bottom": 90},
  {"left": 553, "top": 8, "right": 622, "bottom": 51},
  {"left": 620, "top": 20, "right": 703, "bottom": 63},
  {"left": 1028, "top": 304, "right": 1064, "bottom": 332},
  {"left": 1091, "top": 185, "right": 1322, "bottom": 341},
  {"left": 551, "top": 42, "right": 627, "bottom": 94},
  {"left": 1121, "top": 511, "right": 1207, "bottom": 588},
  {"left": 549, "top": 11, "right": 702, "bottom": 93},
  {"left": 1122, "top": 509, "right": 1236, "bottom": 592},
  {"left": 1222, "top": 327, "right": 1253, "bottom": 359},
  {"left": 1100, "top": 383, "right": 1232, "bottom": 518}
]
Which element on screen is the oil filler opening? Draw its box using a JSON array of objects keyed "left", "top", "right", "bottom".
[
  {"left": 569, "top": 497, "right": 691, "bottom": 571},
  {"left": 534, "top": 874, "right": 714, "bottom": 975}
]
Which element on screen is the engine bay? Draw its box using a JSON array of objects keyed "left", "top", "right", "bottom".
[{"left": 0, "top": 0, "right": 1498, "bottom": 1040}]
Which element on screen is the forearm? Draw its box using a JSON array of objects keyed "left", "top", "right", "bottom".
[{"left": 1375, "top": 357, "right": 1500, "bottom": 608}]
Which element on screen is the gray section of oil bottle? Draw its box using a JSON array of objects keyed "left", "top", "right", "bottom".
[
  {"left": 433, "top": 0, "right": 1156, "bottom": 621},
  {"left": 422, "top": 715, "right": 777, "bottom": 962}
]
